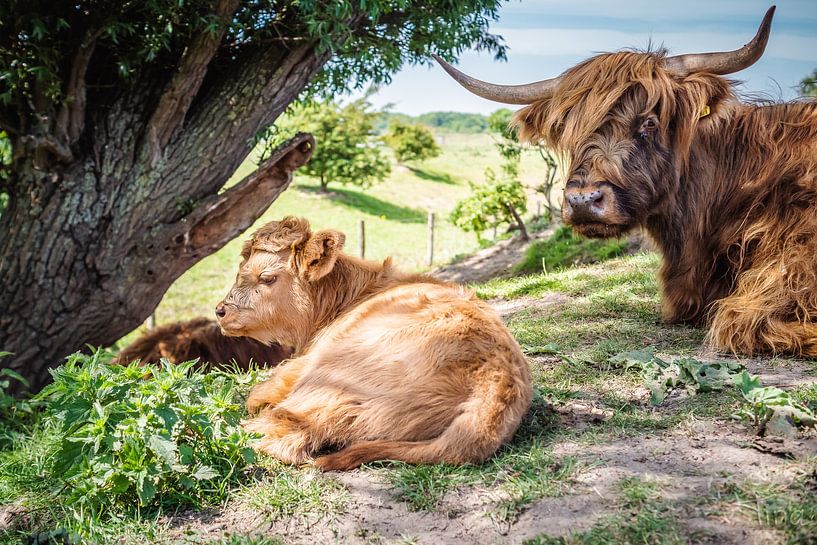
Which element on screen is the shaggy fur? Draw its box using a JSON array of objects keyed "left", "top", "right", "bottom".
[
  {"left": 216, "top": 217, "right": 532, "bottom": 470},
  {"left": 512, "top": 51, "right": 817, "bottom": 357},
  {"left": 114, "top": 318, "right": 289, "bottom": 371}
]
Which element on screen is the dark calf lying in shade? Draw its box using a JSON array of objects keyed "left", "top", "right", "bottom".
[{"left": 115, "top": 317, "right": 290, "bottom": 371}]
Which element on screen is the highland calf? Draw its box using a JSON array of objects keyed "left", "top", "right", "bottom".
[
  {"left": 216, "top": 217, "right": 532, "bottom": 470},
  {"left": 437, "top": 6, "right": 817, "bottom": 357},
  {"left": 115, "top": 318, "right": 289, "bottom": 371}
]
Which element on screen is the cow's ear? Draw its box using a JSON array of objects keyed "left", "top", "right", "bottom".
[{"left": 297, "top": 229, "right": 345, "bottom": 281}]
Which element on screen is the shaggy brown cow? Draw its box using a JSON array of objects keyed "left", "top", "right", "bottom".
[
  {"left": 436, "top": 7, "right": 817, "bottom": 357},
  {"left": 115, "top": 317, "right": 289, "bottom": 371},
  {"left": 215, "top": 217, "right": 532, "bottom": 470}
]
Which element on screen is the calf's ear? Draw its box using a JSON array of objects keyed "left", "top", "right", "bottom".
[{"left": 298, "top": 229, "right": 345, "bottom": 281}]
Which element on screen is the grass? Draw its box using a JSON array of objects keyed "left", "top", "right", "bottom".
[
  {"left": 710, "top": 466, "right": 817, "bottom": 544},
  {"left": 480, "top": 253, "right": 704, "bottom": 362},
  {"left": 515, "top": 225, "right": 632, "bottom": 275},
  {"left": 524, "top": 477, "right": 684, "bottom": 545},
  {"left": 236, "top": 460, "right": 348, "bottom": 522}
]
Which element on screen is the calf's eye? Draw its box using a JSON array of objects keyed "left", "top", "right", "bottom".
[{"left": 259, "top": 275, "right": 277, "bottom": 285}]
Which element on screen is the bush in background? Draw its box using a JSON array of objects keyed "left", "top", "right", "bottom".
[{"left": 384, "top": 120, "right": 441, "bottom": 163}]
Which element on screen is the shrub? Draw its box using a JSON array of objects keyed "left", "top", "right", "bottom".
[
  {"left": 267, "top": 98, "right": 391, "bottom": 191},
  {"left": 450, "top": 168, "right": 527, "bottom": 243},
  {"left": 383, "top": 120, "right": 441, "bottom": 163},
  {"left": 36, "top": 351, "right": 259, "bottom": 515}
]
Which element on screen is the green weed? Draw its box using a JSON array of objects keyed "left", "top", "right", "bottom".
[
  {"left": 609, "top": 349, "right": 745, "bottom": 405},
  {"left": 734, "top": 371, "right": 816, "bottom": 436},
  {"left": 34, "top": 352, "right": 259, "bottom": 516}
]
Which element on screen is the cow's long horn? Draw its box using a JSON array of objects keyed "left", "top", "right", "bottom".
[
  {"left": 433, "top": 54, "right": 559, "bottom": 105},
  {"left": 665, "top": 6, "right": 775, "bottom": 76}
]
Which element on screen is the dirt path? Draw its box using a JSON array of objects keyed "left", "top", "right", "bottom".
[{"left": 432, "top": 229, "right": 553, "bottom": 285}]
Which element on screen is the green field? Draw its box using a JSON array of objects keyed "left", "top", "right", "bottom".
[{"left": 136, "top": 132, "right": 549, "bottom": 339}]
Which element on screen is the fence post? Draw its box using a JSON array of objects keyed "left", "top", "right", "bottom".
[
  {"left": 427, "top": 211, "right": 435, "bottom": 267},
  {"left": 358, "top": 219, "right": 365, "bottom": 259}
]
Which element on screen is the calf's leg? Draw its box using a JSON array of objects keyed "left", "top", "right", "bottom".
[
  {"left": 246, "top": 357, "right": 308, "bottom": 414},
  {"left": 243, "top": 406, "right": 314, "bottom": 464}
]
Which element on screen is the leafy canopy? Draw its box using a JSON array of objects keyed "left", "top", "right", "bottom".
[
  {"left": 0, "top": 1, "right": 506, "bottom": 111},
  {"left": 270, "top": 97, "right": 391, "bottom": 190},
  {"left": 801, "top": 69, "right": 817, "bottom": 97},
  {"left": 384, "top": 120, "right": 441, "bottom": 163}
]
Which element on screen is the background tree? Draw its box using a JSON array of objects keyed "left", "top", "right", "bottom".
[
  {"left": 488, "top": 107, "right": 558, "bottom": 220},
  {"left": 271, "top": 98, "right": 390, "bottom": 192},
  {"left": 450, "top": 168, "right": 528, "bottom": 244},
  {"left": 801, "top": 69, "right": 817, "bottom": 97},
  {"left": 0, "top": 0, "right": 506, "bottom": 391},
  {"left": 384, "top": 120, "right": 441, "bottom": 163}
]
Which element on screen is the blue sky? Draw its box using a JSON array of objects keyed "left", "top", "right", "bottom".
[{"left": 360, "top": 0, "right": 817, "bottom": 115}]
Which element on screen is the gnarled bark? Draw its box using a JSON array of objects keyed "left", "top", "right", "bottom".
[{"left": 0, "top": 37, "right": 327, "bottom": 392}]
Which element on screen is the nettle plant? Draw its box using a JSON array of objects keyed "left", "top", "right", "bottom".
[{"left": 37, "top": 351, "right": 259, "bottom": 514}]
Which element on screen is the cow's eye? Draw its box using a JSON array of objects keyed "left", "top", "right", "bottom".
[
  {"left": 259, "top": 274, "right": 277, "bottom": 285},
  {"left": 638, "top": 116, "right": 659, "bottom": 136}
]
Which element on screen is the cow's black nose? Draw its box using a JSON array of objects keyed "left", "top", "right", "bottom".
[
  {"left": 215, "top": 303, "right": 226, "bottom": 318},
  {"left": 567, "top": 190, "right": 603, "bottom": 208}
]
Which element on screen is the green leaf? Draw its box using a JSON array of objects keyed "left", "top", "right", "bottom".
[
  {"left": 191, "top": 465, "right": 219, "bottom": 481},
  {"left": 148, "top": 434, "right": 178, "bottom": 466}
]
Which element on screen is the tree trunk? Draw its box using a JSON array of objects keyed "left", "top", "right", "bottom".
[
  {"left": 506, "top": 202, "right": 529, "bottom": 241},
  {"left": 0, "top": 42, "right": 328, "bottom": 393}
]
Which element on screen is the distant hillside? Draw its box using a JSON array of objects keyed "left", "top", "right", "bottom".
[{"left": 376, "top": 111, "right": 489, "bottom": 134}]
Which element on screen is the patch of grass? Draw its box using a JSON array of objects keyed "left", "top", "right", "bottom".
[
  {"left": 524, "top": 477, "right": 683, "bottom": 545},
  {"left": 713, "top": 469, "right": 817, "bottom": 544},
  {"left": 514, "top": 226, "right": 630, "bottom": 275},
  {"left": 383, "top": 462, "right": 472, "bottom": 512},
  {"left": 479, "top": 253, "right": 704, "bottom": 364},
  {"left": 195, "top": 536, "right": 284, "bottom": 545},
  {"left": 238, "top": 460, "right": 348, "bottom": 522}
]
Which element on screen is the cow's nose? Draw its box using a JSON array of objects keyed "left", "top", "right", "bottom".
[
  {"left": 215, "top": 303, "right": 226, "bottom": 318},
  {"left": 567, "top": 190, "right": 603, "bottom": 209}
]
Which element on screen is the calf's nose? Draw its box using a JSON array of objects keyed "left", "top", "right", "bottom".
[{"left": 215, "top": 303, "right": 226, "bottom": 318}]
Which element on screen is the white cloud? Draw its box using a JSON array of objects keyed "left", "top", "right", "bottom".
[{"left": 494, "top": 27, "right": 817, "bottom": 62}]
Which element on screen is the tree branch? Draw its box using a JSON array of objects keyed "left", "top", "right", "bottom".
[
  {"left": 167, "top": 132, "right": 314, "bottom": 255},
  {"left": 146, "top": 0, "right": 240, "bottom": 162},
  {"left": 54, "top": 27, "right": 102, "bottom": 147}
]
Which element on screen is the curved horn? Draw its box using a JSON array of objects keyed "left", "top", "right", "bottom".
[
  {"left": 433, "top": 54, "right": 560, "bottom": 105},
  {"left": 665, "top": 6, "right": 775, "bottom": 76}
]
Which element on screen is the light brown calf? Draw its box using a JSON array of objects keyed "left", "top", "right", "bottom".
[{"left": 216, "top": 217, "right": 532, "bottom": 470}]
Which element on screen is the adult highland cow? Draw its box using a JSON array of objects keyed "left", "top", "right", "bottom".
[{"left": 436, "top": 7, "right": 817, "bottom": 357}]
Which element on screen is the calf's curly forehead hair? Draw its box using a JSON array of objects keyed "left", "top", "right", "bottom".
[{"left": 240, "top": 216, "right": 312, "bottom": 261}]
